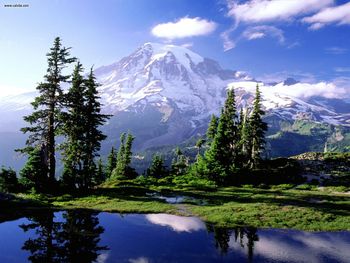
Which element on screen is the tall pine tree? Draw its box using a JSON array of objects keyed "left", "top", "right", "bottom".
[
  {"left": 222, "top": 88, "right": 239, "bottom": 164},
  {"left": 20, "top": 37, "right": 76, "bottom": 190},
  {"left": 61, "top": 64, "right": 109, "bottom": 190},
  {"left": 238, "top": 107, "right": 251, "bottom": 168},
  {"left": 249, "top": 84, "right": 267, "bottom": 168},
  {"left": 207, "top": 89, "right": 239, "bottom": 181},
  {"left": 83, "top": 68, "right": 110, "bottom": 187},
  {"left": 61, "top": 62, "right": 87, "bottom": 189}
]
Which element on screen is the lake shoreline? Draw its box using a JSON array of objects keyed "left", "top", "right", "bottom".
[{"left": 1, "top": 183, "right": 349, "bottom": 232}]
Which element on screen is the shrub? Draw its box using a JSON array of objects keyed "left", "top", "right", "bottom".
[
  {"left": 0, "top": 167, "right": 18, "bottom": 193},
  {"left": 172, "top": 174, "right": 217, "bottom": 190}
]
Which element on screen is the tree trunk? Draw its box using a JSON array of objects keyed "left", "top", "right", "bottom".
[{"left": 48, "top": 106, "right": 56, "bottom": 186}]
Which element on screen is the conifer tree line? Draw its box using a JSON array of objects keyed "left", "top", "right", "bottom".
[
  {"left": 19, "top": 37, "right": 109, "bottom": 192},
  {"left": 100, "top": 85, "right": 266, "bottom": 184},
  {"left": 192, "top": 86, "right": 267, "bottom": 184}
]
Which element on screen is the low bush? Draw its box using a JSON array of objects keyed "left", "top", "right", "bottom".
[
  {"left": 172, "top": 174, "right": 217, "bottom": 190},
  {"left": 0, "top": 167, "right": 18, "bottom": 193}
]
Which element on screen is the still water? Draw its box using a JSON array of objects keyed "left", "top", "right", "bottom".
[{"left": 0, "top": 210, "right": 349, "bottom": 263}]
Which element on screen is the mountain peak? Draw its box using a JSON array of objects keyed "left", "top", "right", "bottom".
[
  {"left": 283, "top": 77, "right": 299, "bottom": 86},
  {"left": 139, "top": 42, "right": 204, "bottom": 68}
]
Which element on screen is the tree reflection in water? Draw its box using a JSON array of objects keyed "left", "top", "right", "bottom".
[
  {"left": 20, "top": 210, "right": 108, "bottom": 263},
  {"left": 207, "top": 225, "right": 259, "bottom": 261}
]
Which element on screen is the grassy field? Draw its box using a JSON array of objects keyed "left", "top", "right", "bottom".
[{"left": 2, "top": 181, "right": 349, "bottom": 231}]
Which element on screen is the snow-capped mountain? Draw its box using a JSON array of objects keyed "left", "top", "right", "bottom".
[
  {"left": 94, "top": 42, "right": 248, "bottom": 119},
  {"left": 92, "top": 42, "right": 349, "bottom": 128},
  {"left": 0, "top": 42, "right": 349, "bottom": 169},
  {"left": 90, "top": 42, "right": 350, "bottom": 152}
]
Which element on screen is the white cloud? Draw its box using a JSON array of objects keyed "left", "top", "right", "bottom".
[
  {"left": 220, "top": 27, "right": 237, "bottom": 51},
  {"left": 303, "top": 2, "right": 350, "bottom": 30},
  {"left": 242, "top": 25, "right": 285, "bottom": 43},
  {"left": 231, "top": 80, "right": 348, "bottom": 101},
  {"left": 325, "top": 46, "right": 348, "bottom": 55},
  {"left": 334, "top": 67, "right": 350, "bottom": 73},
  {"left": 221, "top": 25, "right": 285, "bottom": 51},
  {"left": 226, "top": 0, "right": 332, "bottom": 23},
  {"left": 146, "top": 214, "right": 205, "bottom": 232},
  {"left": 151, "top": 17, "right": 217, "bottom": 39},
  {"left": 180, "top": 42, "right": 193, "bottom": 48},
  {"left": 220, "top": 0, "right": 336, "bottom": 50},
  {"left": 273, "top": 82, "right": 347, "bottom": 99},
  {"left": 332, "top": 76, "right": 350, "bottom": 93},
  {"left": 245, "top": 32, "right": 265, "bottom": 40}
]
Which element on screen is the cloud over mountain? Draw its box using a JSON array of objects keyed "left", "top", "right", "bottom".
[{"left": 151, "top": 17, "right": 217, "bottom": 39}]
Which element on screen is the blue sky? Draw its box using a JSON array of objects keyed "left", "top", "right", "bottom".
[{"left": 0, "top": 0, "right": 350, "bottom": 96}]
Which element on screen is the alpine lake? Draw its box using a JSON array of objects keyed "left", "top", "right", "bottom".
[{"left": 0, "top": 209, "right": 349, "bottom": 263}]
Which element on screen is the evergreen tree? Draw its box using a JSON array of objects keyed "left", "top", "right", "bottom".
[
  {"left": 222, "top": 88, "right": 239, "bottom": 163},
  {"left": 61, "top": 64, "right": 109, "bottom": 190},
  {"left": 171, "top": 147, "right": 188, "bottom": 176},
  {"left": 111, "top": 133, "right": 136, "bottom": 179},
  {"left": 203, "top": 117, "right": 229, "bottom": 182},
  {"left": 83, "top": 68, "right": 110, "bottom": 184},
  {"left": 249, "top": 84, "right": 267, "bottom": 168},
  {"left": 94, "top": 158, "right": 105, "bottom": 186},
  {"left": 238, "top": 108, "right": 244, "bottom": 136},
  {"left": 112, "top": 133, "right": 126, "bottom": 179},
  {"left": 124, "top": 133, "right": 134, "bottom": 170},
  {"left": 206, "top": 114, "right": 218, "bottom": 143},
  {"left": 195, "top": 138, "right": 206, "bottom": 159},
  {"left": 0, "top": 167, "right": 18, "bottom": 193},
  {"left": 147, "top": 154, "right": 167, "bottom": 178},
  {"left": 20, "top": 37, "right": 76, "bottom": 189},
  {"left": 204, "top": 89, "right": 239, "bottom": 183},
  {"left": 238, "top": 108, "right": 251, "bottom": 168},
  {"left": 106, "top": 147, "right": 117, "bottom": 177},
  {"left": 61, "top": 62, "right": 86, "bottom": 189},
  {"left": 19, "top": 147, "right": 48, "bottom": 192}
]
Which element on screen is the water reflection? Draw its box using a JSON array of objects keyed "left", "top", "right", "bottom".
[
  {"left": 0, "top": 211, "right": 348, "bottom": 262},
  {"left": 20, "top": 210, "right": 108, "bottom": 263},
  {"left": 207, "top": 225, "right": 259, "bottom": 261},
  {"left": 128, "top": 257, "right": 150, "bottom": 263},
  {"left": 250, "top": 230, "right": 350, "bottom": 263},
  {"left": 146, "top": 213, "right": 206, "bottom": 232}
]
